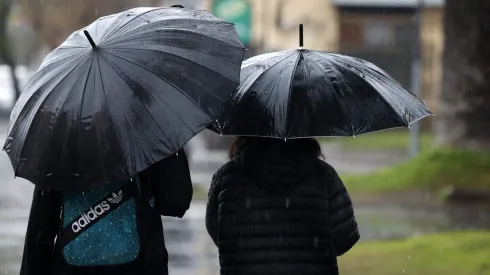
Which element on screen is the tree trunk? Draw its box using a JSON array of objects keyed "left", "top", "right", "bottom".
[
  {"left": 435, "top": 0, "right": 490, "bottom": 150},
  {"left": 3, "top": 53, "right": 21, "bottom": 100},
  {"left": 0, "top": 0, "right": 21, "bottom": 100}
]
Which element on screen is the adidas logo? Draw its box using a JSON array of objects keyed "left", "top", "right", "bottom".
[
  {"left": 71, "top": 189, "right": 123, "bottom": 233},
  {"left": 108, "top": 190, "right": 123, "bottom": 204}
]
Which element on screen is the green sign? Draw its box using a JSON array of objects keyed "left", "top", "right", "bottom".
[{"left": 212, "top": 0, "right": 252, "bottom": 45}]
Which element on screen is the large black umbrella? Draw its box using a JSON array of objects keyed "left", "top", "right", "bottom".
[
  {"left": 213, "top": 25, "right": 432, "bottom": 138},
  {"left": 4, "top": 7, "right": 245, "bottom": 190}
]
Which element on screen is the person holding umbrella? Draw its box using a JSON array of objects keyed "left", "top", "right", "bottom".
[
  {"left": 21, "top": 150, "right": 192, "bottom": 275},
  {"left": 5, "top": 5, "right": 245, "bottom": 275},
  {"left": 205, "top": 25, "right": 433, "bottom": 275}
]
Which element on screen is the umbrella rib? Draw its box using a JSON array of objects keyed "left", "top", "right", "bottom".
[
  {"left": 245, "top": 52, "right": 297, "bottom": 90},
  {"left": 107, "top": 48, "right": 236, "bottom": 98},
  {"left": 92, "top": 54, "right": 128, "bottom": 179},
  {"left": 251, "top": 53, "right": 297, "bottom": 136},
  {"left": 100, "top": 7, "right": 166, "bottom": 42},
  {"left": 96, "top": 55, "right": 155, "bottom": 173},
  {"left": 39, "top": 59, "right": 94, "bottom": 185},
  {"left": 103, "top": 25, "right": 244, "bottom": 49},
  {"left": 107, "top": 47, "right": 237, "bottom": 91},
  {"left": 104, "top": 51, "right": 216, "bottom": 118},
  {"left": 128, "top": 81, "right": 177, "bottom": 152},
  {"left": 307, "top": 53, "right": 354, "bottom": 135},
  {"left": 6, "top": 53, "right": 87, "bottom": 148},
  {"left": 241, "top": 50, "right": 291, "bottom": 69},
  {"left": 313, "top": 52, "right": 409, "bottom": 126},
  {"left": 99, "top": 55, "right": 175, "bottom": 153},
  {"left": 100, "top": 55, "right": 196, "bottom": 156},
  {"left": 233, "top": 51, "right": 296, "bottom": 97},
  {"left": 30, "top": 51, "right": 87, "bottom": 85},
  {"left": 284, "top": 52, "right": 301, "bottom": 137},
  {"left": 11, "top": 55, "right": 92, "bottom": 174}
]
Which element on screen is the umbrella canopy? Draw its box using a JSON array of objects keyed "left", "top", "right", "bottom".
[
  {"left": 213, "top": 25, "right": 432, "bottom": 138},
  {"left": 4, "top": 7, "right": 245, "bottom": 190}
]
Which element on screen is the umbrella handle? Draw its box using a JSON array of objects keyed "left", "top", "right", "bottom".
[{"left": 299, "top": 24, "right": 304, "bottom": 48}]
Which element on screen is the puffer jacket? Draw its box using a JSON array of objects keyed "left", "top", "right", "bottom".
[{"left": 206, "top": 147, "right": 359, "bottom": 275}]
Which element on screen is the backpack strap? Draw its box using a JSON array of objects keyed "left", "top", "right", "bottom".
[{"left": 61, "top": 179, "right": 138, "bottom": 245}]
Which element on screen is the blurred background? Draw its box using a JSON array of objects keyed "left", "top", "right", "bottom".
[{"left": 1, "top": 0, "right": 490, "bottom": 274}]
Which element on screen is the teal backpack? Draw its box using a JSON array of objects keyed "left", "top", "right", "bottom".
[{"left": 59, "top": 177, "right": 152, "bottom": 266}]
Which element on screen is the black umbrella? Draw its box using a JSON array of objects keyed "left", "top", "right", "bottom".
[
  {"left": 213, "top": 24, "right": 433, "bottom": 138},
  {"left": 4, "top": 7, "right": 245, "bottom": 190}
]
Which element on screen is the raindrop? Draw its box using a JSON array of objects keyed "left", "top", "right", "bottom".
[
  {"left": 285, "top": 198, "right": 290, "bottom": 208},
  {"left": 284, "top": 138, "right": 287, "bottom": 142},
  {"left": 192, "top": 155, "right": 195, "bottom": 159},
  {"left": 176, "top": 152, "right": 179, "bottom": 156}
]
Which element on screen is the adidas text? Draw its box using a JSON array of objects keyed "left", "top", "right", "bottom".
[{"left": 71, "top": 201, "right": 110, "bottom": 233}]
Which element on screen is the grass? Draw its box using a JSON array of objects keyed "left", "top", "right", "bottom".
[
  {"left": 340, "top": 148, "right": 490, "bottom": 193},
  {"left": 193, "top": 148, "right": 490, "bottom": 198},
  {"left": 320, "top": 130, "right": 434, "bottom": 151},
  {"left": 193, "top": 184, "right": 208, "bottom": 200},
  {"left": 339, "top": 231, "right": 490, "bottom": 275}
]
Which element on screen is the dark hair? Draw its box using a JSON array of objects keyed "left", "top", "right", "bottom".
[
  {"left": 171, "top": 4, "right": 185, "bottom": 8},
  {"left": 228, "top": 136, "right": 323, "bottom": 160}
]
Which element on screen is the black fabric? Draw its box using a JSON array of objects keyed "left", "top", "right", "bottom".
[
  {"left": 5, "top": 7, "right": 245, "bottom": 191},
  {"left": 206, "top": 146, "right": 359, "bottom": 275},
  {"left": 20, "top": 149, "right": 192, "bottom": 275}
]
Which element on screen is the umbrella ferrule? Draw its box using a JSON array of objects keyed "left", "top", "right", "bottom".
[
  {"left": 83, "top": 30, "right": 97, "bottom": 49},
  {"left": 299, "top": 24, "right": 304, "bottom": 48}
]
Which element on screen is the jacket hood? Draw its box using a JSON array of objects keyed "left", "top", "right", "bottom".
[{"left": 233, "top": 141, "right": 319, "bottom": 191}]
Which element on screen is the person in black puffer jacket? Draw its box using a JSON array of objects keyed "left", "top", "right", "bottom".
[{"left": 206, "top": 137, "right": 359, "bottom": 275}]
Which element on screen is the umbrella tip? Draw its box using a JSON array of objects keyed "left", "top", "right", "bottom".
[
  {"left": 298, "top": 24, "right": 304, "bottom": 49},
  {"left": 83, "top": 30, "right": 97, "bottom": 49}
]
